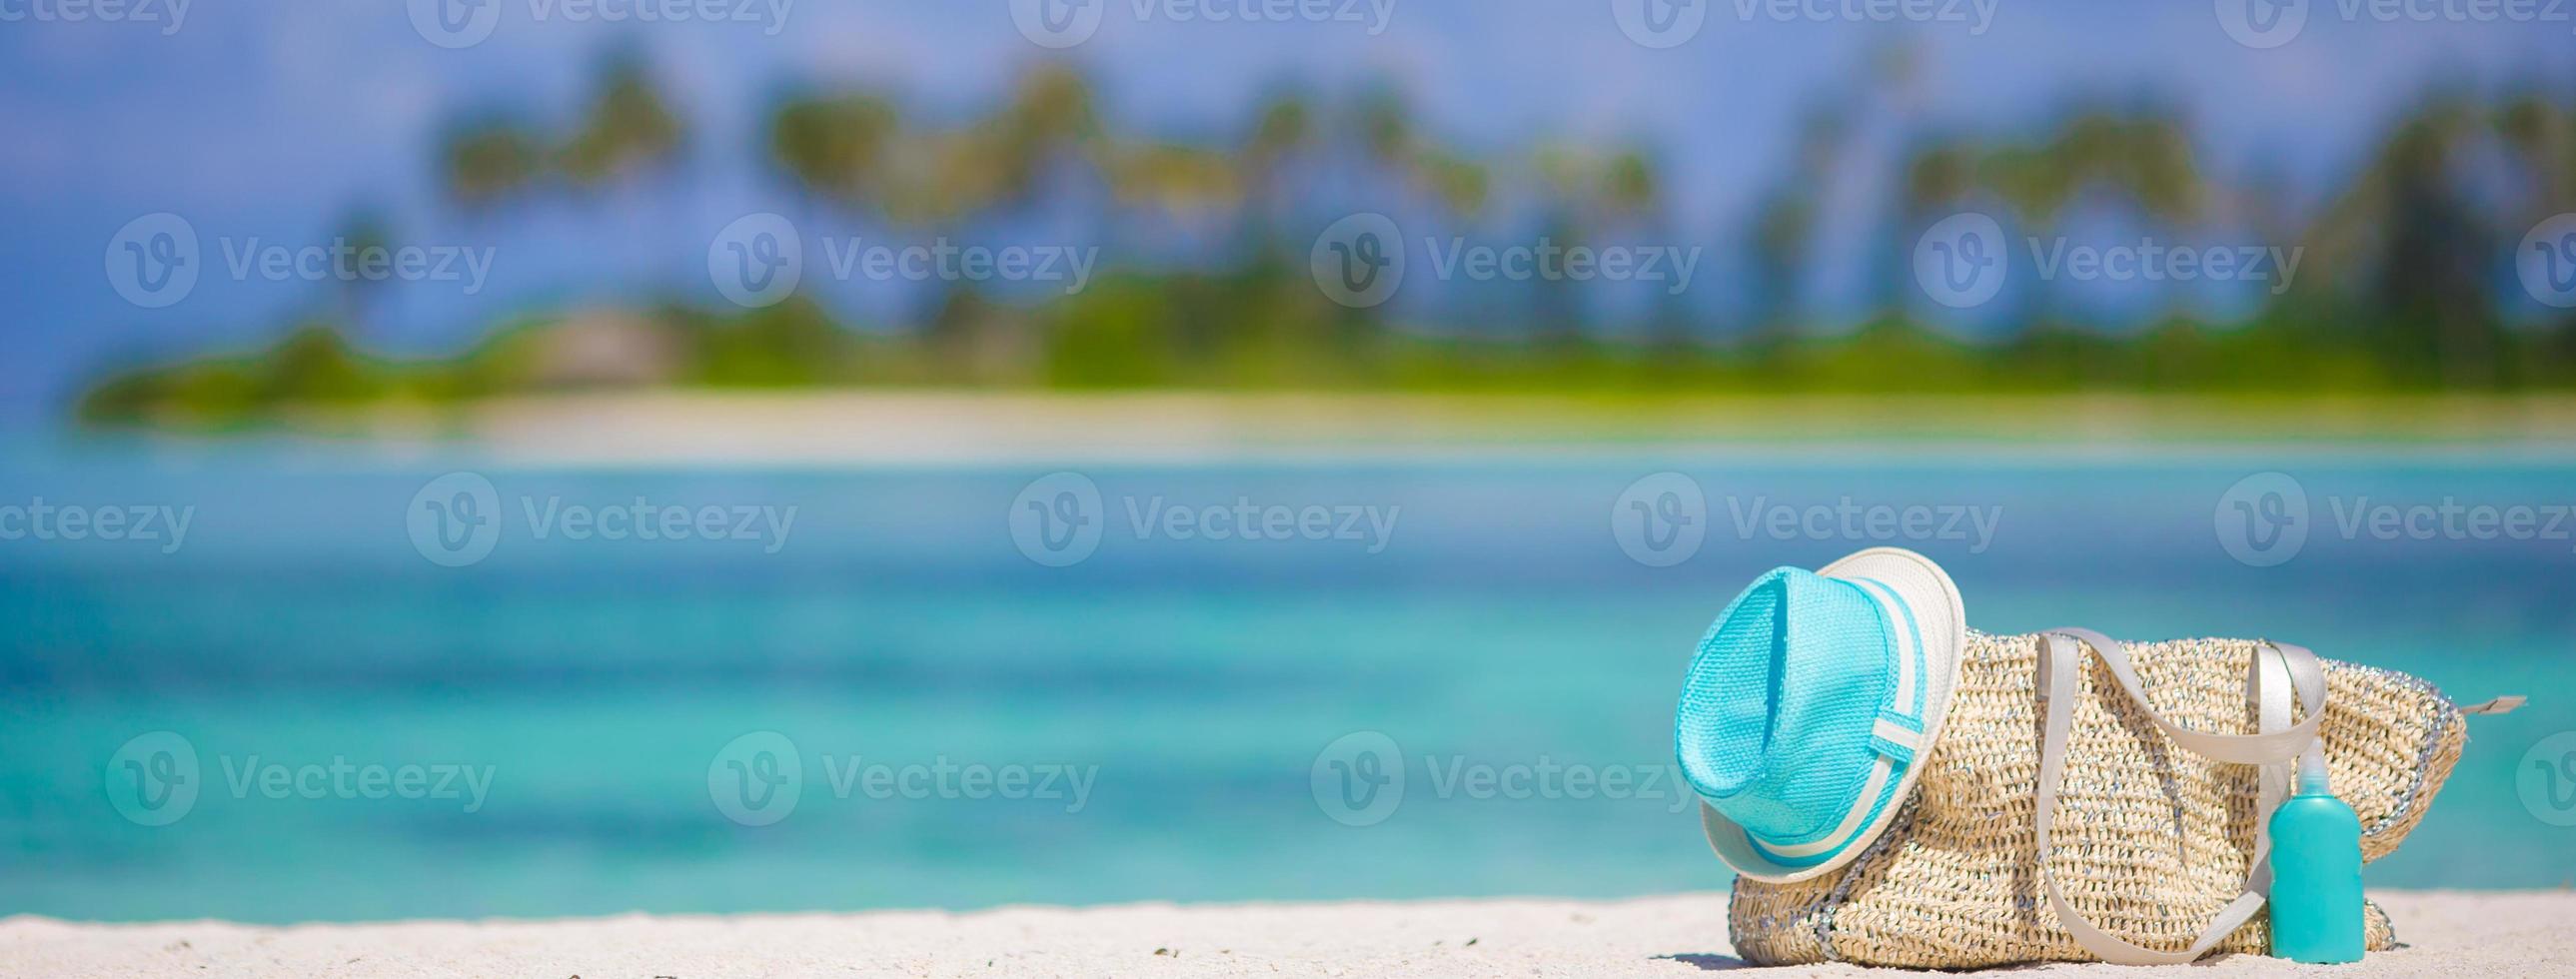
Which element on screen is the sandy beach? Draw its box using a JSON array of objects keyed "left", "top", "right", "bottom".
[
  {"left": 5, "top": 890, "right": 2567, "bottom": 978},
  {"left": 213, "top": 391, "right": 2576, "bottom": 466}
]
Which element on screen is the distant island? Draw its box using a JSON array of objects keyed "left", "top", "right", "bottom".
[{"left": 76, "top": 48, "right": 2576, "bottom": 432}]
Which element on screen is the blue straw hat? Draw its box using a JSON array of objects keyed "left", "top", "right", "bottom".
[{"left": 1676, "top": 546, "right": 1965, "bottom": 882}]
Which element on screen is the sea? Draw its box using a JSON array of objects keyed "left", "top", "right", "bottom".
[{"left": 3, "top": 441, "right": 2570, "bottom": 922}]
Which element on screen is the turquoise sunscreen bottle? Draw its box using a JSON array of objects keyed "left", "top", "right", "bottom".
[{"left": 2268, "top": 753, "right": 2365, "bottom": 963}]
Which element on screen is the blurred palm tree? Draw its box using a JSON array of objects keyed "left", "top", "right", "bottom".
[
  {"left": 1103, "top": 141, "right": 1243, "bottom": 220},
  {"left": 1242, "top": 94, "right": 1313, "bottom": 195},
  {"left": 438, "top": 114, "right": 546, "bottom": 208},
  {"left": 1900, "top": 107, "right": 2204, "bottom": 230},
  {"left": 1751, "top": 104, "right": 1851, "bottom": 355},
  {"left": 1352, "top": 84, "right": 1489, "bottom": 216},
  {"left": 1891, "top": 105, "right": 2206, "bottom": 337},
  {"left": 2302, "top": 99, "right": 2504, "bottom": 386},
  {"left": 1525, "top": 143, "right": 1665, "bottom": 346},
  {"left": 2498, "top": 91, "right": 2576, "bottom": 213},
  {"left": 766, "top": 90, "right": 902, "bottom": 211},
  {"left": 331, "top": 209, "right": 394, "bottom": 336},
  {"left": 556, "top": 52, "right": 686, "bottom": 188},
  {"left": 902, "top": 63, "right": 1103, "bottom": 224}
]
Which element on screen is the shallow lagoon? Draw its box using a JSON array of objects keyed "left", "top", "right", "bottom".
[{"left": 3, "top": 450, "right": 2569, "bottom": 921}]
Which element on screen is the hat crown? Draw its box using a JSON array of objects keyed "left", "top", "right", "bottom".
[{"left": 1676, "top": 566, "right": 1894, "bottom": 849}]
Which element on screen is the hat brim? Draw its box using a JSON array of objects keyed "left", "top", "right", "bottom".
[{"left": 1699, "top": 546, "right": 1965, "bottom": 883}]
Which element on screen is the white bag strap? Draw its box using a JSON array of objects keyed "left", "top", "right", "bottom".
[{"left": 2034, "top": 628, "right": 2326, "bottom": 965}]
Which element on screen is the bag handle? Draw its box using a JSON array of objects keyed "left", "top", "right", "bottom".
[{"left": 2033, "top": 628, "right": 2325, "bottom": 965}]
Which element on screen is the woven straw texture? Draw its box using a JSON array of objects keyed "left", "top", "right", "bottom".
[{"left": 1730, "top": 630, "right": 2468, "bottom": 968}]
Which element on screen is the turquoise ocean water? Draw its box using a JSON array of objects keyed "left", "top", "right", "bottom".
[{"left": 2, "top": 444, "right": 2570, "bottom": 922}]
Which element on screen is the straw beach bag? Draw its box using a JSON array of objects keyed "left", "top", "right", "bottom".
[
  {"left": 1725, "top": 628, "right": 2512, "bottom": 968},
  {"left": 1675, "top": 549, "right": 2518, "bottom": 968}
]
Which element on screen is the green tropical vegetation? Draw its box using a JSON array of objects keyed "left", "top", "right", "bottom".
[{"left": 73, "top": 48, "right": 2576, "bottom": 430}]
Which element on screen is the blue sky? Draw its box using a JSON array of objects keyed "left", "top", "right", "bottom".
[{"left": 2, "top": 1, "right": 2569, "bottom": 417}]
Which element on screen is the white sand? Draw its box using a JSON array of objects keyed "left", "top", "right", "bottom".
[
  {"left": 5, "top": 890, "right": 2567, "bottom": 978},
  {"left": 285, "top": 391, "right": 2576, "bottom": 466}
]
